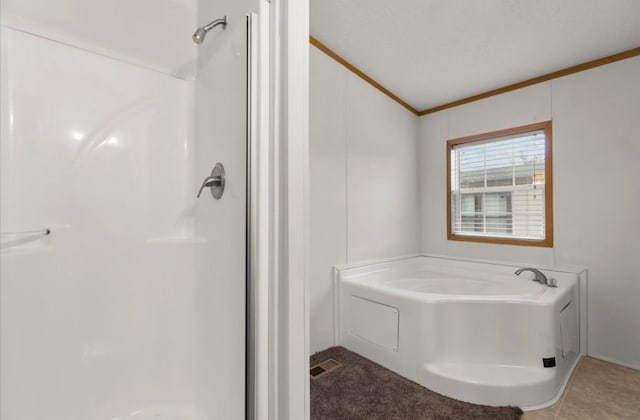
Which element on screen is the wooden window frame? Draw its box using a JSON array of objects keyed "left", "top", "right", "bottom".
[{"left": 446, "top": 121, "right": 553, "bottom": 247}]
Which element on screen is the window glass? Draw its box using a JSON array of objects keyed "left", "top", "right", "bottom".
[{"left": 447, "top": 122, "right": 552, "bottom": 247}]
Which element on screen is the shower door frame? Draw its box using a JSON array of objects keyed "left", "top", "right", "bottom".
[
  {"left": 246, "top": 3, "right": 272, "bottom": 418},
  {"left": 270, "top": 0, "right": 310, "bottom": 419},
  {"left": 247, "top": 0, "right": 309, "bottom": 418}
]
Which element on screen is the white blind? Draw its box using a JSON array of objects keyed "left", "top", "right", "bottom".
[{"left": 450, "top": 130, "right": 546, "bottom": 240}]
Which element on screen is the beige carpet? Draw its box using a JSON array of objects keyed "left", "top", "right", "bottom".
[{"left": 311, "top": 346, "right": 523, "bottom": 420}]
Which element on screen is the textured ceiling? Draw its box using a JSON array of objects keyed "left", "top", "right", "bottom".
[{"left": 310, "top": 0, "right": 640, "bottom": 111}]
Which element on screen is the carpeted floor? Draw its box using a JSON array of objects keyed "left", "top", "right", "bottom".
[{"left": 311, "top": 346, "right": 523, "bottom": 420}]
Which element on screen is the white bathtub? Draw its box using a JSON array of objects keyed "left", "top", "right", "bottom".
[{"left": 334, "top": 256, "right": 587, "bottom": 409}]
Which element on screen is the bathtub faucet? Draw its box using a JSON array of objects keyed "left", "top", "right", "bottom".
[{"left": 514, "top": 267, "right": 548, "bottom": 285}]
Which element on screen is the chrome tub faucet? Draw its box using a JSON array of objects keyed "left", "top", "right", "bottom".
[{"left": 515, "top": 267, "right": 556, "bottom": 287}]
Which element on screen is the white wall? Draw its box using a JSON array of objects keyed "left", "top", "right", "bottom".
[
  {"left": 310, "top": 47, "right": 348, "bottom": 354},
  {"left": 551, "top": 58, "right": 640, "bottom": 369},
  {"left": 419, "top": 56, "right": 640, "bottom": 369},
  {"left": 310, "top": 46, "right": 420, "bottom": 353}
]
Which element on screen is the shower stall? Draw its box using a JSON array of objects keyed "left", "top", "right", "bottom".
[{"left": 0, "top": 0, "right": 306, "bottom": 418}]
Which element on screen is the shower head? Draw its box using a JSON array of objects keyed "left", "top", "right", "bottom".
[
  {"left": 192, "top": 27, "right": 207, "bottom": 44},
  {"left": 192, "top": 16, "right": 228, "bottom": 44}
]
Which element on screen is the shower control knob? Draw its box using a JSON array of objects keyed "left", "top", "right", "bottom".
[{"left": 197, "top": 162, "right": 226, "bottom": 199}]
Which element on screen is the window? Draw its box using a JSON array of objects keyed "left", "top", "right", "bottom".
[{"left": 447, "top": 121, "right": 553, "bottom": 247}]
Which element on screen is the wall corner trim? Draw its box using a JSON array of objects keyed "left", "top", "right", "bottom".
[
  {"left": 418, "top": 47, "right": 640, "bottom": 115},
  {"left": 309, "top": 36, "right": 640, "bottom": 118},
  {"left": 309, "top": 36, "right": 419, "bottom": 116}
]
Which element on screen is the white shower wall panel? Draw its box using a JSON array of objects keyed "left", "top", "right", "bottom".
[
  {"left": 0, "top": 27, "right": 201, "bottom": 419},
  {"left": 0, "top": 28, "right": 194, "bottom": 240},
  {"left": 0, "top": 0, "right": 197, "bottom": 78},
  {"left": 191, "top": 1, "right": 257, "bottom": 417}
]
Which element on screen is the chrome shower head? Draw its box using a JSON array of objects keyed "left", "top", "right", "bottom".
[
  {"left": 192, "top": 27, "right": 207, "bottom": 44},
  {"left": 192, "top": 16, "right": 228, "bottom": 45}
]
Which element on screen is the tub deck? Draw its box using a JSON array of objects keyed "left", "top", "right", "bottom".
[{"left": 379, "top": 271, "right": 547, "bottom": 299}]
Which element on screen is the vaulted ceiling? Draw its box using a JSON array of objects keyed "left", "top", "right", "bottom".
[{"left": 310, "top": 0, "right": 640, "bottom": 111}]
